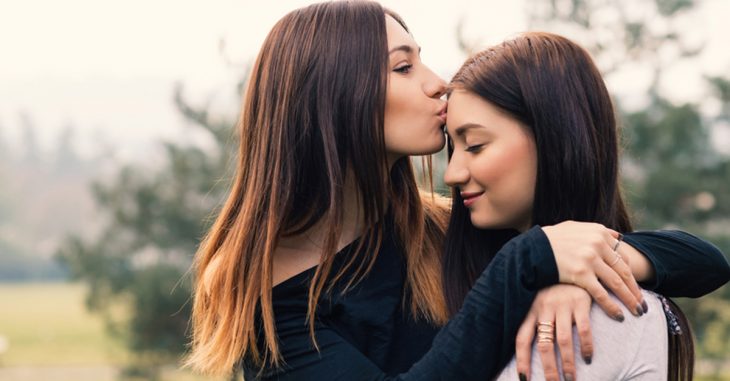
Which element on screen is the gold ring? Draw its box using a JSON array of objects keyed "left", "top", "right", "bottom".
[{"left": 536, "top": 321, "right": 555, "bottom": 343}]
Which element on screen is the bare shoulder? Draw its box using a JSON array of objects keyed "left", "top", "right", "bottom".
[
  {"left": 272, "top": 245, "right": 321, "bottom": 287},
  {"left": 202, "top": 247, "right": 321, "bottom": 292}
]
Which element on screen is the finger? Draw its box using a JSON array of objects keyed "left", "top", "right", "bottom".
[
  {"left": 536, "top": 336, "right": 559, "bottom": 381},
  {"left": 597, "top": 240, "right": 642, "bottom": 316},
  {"left": 608, "top": 235, "right": 649, "bottom": 314},
  {"left": 581, "top": 276, "right": 625, "bottom": 322},
  {"left": 515, "top": 312, "right": 536, "bottom": 381},
  {"left": 605, "top": 228, "right": 620, "bottom": 239},
  {"left": 595, "top": 260, "right": 643, "bottom": 317},
  {"left": 602, "top": 232, "right": 644, "bottom": 307},
  {"left": 574, "top": 299, "right": 594, "bottom": 365},
  {"left": 536, "top": 317, "right": 560, "bottom": 381},
  {"left": 611, "top": 255, "right": 645, "bottom": 312},
  {"left": 555, "top": 308, "right": 576, "bottom": 381}
]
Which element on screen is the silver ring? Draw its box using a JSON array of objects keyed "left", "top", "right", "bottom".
[
  {"left": 612, "top": 233, "right": 624, "bottom": 251},
  {"left": 609, "top": 253, "right": 622, "bottom": 266}
]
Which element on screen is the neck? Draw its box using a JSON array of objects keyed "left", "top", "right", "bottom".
[
  {"left": 387, "top": 152, "right": 403, "bottom": 170},
  {"left": 279, "top": 171, "right": 369, "bottom": 251}
]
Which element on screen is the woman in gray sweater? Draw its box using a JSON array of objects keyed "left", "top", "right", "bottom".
[{"left": 443, "top": 31, "right": 722, "bottom": 380}]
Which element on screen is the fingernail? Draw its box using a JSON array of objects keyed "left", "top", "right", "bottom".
[
  {"left": 614, "top": 312, "right": 625, "bottom": 322},
  {"left": 519, "top": 373, "right": 527, "bottom": 381},
  {"left": 642, "top": 300, "right": 649, "bottom": 313},
  {"left": 636, "top": 303, "right": 644, "bottom": 316},
  {"left": 565, "top": 374, "right": 575, "bottom": 381},
  {"left": 584, "top": 354, "right": 592, "bottom": 365}
]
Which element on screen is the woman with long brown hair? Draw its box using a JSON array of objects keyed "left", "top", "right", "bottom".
[
  {"left": 185, "top": 2, "right": 729, "bottom": 380},
  {"left": 444, "top": 32, "right": 729, "bottom": 380}
]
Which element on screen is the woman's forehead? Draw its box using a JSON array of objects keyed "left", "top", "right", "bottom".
[{"left": 385, "top": 15, "right": 418, "bottom": 51}]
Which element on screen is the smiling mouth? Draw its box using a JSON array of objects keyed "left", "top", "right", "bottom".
[{"left": 461, "top": 191, "right": 484, "bottom": 207}]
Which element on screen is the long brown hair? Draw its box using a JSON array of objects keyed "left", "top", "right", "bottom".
[
  {"left": 442, "top": 32, "right": 694, "bottom": 379},
  {"left": 185, "top": 1, "right": 448, "bottom": 376}
]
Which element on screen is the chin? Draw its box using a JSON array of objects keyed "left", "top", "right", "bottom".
[
  {"left": 470, "top": 219, "right": 493, "bottom": 230},
  {"left": 469, "top": 213, "right": 508, "bottom": 230},
  {"left": 416, "top": 135, "right": 446, "bottom": 155}
]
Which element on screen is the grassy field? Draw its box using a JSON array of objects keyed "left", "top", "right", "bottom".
[
  {"left": 0, "top": 282, "right": 727, "bottom": 380},
  {"left": 0, "top": 282, "right": 127, "bottom": 366},
  {"left": 0, "top": 282, "right": 224, "bottom": 381}
]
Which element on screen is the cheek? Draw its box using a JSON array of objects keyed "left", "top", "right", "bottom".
[
  {"left": 501, "top": 143, "right": 537, "bottom": 223},
  {"left": 470, "top": 145, "right": 518, "bottom": 184},
  {"left": 383, "top": 79, "right": 443, "bottom": 154},
  {"left": 385, "top": 83, "right": 422, "bottom": 133},
  {"left": 472, "top": 140, "right": 537, "bottom": 213}
]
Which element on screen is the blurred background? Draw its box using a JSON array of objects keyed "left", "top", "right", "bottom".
[{"left": 1, "top": 0, "right": 729, "bottom": 380}]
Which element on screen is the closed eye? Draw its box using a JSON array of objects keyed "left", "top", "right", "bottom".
[
  {"left": 466, "top": 144, "right": 485, "bottom": 153},
  {"left": 393, "top": 64, "right": 413, "bottom": 74}
]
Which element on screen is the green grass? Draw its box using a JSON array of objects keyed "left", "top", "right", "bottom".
[
  {"left": 0, "top": 282, "right": 227, "bottom": 380},
  {"left": 0, "top": 282, "right": 726, "bottom": 380},
  {"left": 0, "top": 282, "right": 127, "bottom": 366}
]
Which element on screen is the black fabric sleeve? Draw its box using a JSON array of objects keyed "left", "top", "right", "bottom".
[
  {"left": 623, "top": 230, "right": 730, "bottom": 297},
  {"left": 244, "top": 226, "right": 559, "bottom": 381}
]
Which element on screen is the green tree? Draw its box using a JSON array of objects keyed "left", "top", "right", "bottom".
[
  {"left": 522, "top": 0, "right": 730, "bottom": 375},
  {"left": 57, "top": 83, "right": 240, "bottom": 380}
]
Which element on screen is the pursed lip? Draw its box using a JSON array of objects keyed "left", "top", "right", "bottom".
[
  {"left": 436, "top": 104, "right": 447, "bottom": 124},
  {"left": 460, "top": 191, "right": 484, "bottom": 207}
]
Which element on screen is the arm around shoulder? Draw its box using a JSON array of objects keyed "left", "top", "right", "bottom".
[{"left": 623, "top": 230, "right": 730, "bottom": 297}]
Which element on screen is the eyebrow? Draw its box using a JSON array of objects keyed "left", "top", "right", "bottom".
[
  {"left": 449, "top": 123, "right": 485, "bottom": 137},
  {"left": 388, "top": 44, "right": 421, "bottom": 55}
]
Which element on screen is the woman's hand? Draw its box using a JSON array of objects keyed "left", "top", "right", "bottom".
[
  {"left": 515, "top": 285, "right": 593, "bottom": 381},
  {"left": 542, "top": 221, "right": 646, "bottom": 320}
]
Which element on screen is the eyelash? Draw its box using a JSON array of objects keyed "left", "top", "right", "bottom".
[
  {"left": 465, "top": 144, "right": 485, "bottom": 153},
  {"left": 393, "top": 64, "right": 413, "bottom": 74}
]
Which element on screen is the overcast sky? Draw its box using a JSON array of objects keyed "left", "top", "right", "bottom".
[{"left": 1, "top": 0, "right": 729, "bottom": 160}]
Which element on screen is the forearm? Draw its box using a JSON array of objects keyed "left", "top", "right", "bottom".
[
  {"left": 406, "top": 226, "right": 559, "bottom": 380},
  {"left": 250, "top": 227, "right": 560, "bottom": 381},
  {"left": 619, "top": 242, "right": 655, "bottom": 282},
  {"left": 623, "top": 230, "right": 730, "bottom": 297}
]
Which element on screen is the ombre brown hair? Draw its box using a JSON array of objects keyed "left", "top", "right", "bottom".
[
  {"left": 443, "top": 32, "right": 694, "bottom": 380},
  {"left": 185, "top": 1, "right": 448, "bottom": 377}
]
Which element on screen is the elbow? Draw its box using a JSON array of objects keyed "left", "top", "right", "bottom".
[
  {"left": 702, "top": 242, "right": 730, "bottom": 294},
  {"left": 708, "top": 241, "right": 730, "bottom": 279},
  {"left": 717, "top": 255, "right": 730, "bottom": 286}
]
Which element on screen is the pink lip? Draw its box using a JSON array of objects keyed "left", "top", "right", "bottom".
[
  {"left": 461, "top": 191, "right": 484, "bottom": 207},
  {"left": 437, "top": 104, "right": 447, "bottom": 124}
]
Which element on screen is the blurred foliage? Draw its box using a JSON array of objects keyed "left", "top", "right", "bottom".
[
  {"left": 56, "top": 83, "right": 241, "bottom": 380},
  {"left": 54, "top": 0, "right": 730, "bottom": 379},
  {"left": 522, "top": 0, "right": 730, "bottom": 374},
  {"left": 0, "top": 243, "right": 66, "bottom": 281}
]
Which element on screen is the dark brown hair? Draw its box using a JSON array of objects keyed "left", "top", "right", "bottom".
[
  {"left": 443, "top": 32, "right": 694, "bottom": 380},
  {"left": 185, "top": 1, "right": 448, "bottom": 376}
]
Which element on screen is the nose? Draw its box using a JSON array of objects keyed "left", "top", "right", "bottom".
[
  {"left": 423, "top": 66, "right": 447, "bottom": 99},
  {"left": 444, "top": 150, "right": 470, "bottom": 188}
]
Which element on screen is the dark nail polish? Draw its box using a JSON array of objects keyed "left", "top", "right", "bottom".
[
  {"left": 584, "top": 354, "right": 592, "bottom": 365},
  {"left": 519, "top": 373, "right": 527, "bottom": 381},
  {"left": 565, "top": 374, "right": 575, "bottom": 381},
  {"left": 642, "top": 300, "right": 649, "bottom": 313},
  {"left": 615, "top": 313, "right": 625, "bottom": 322},
  {"left": 636, "top": 304, "right": 644, "bottom": 316}
]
